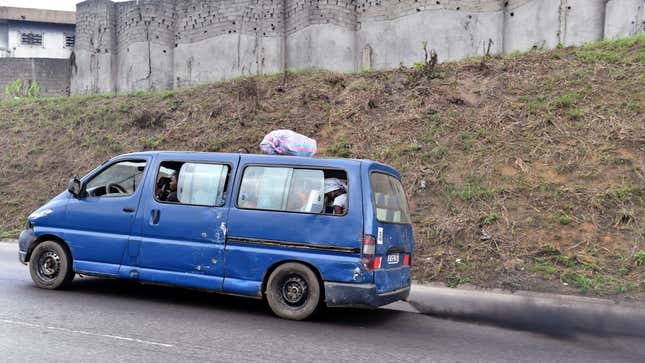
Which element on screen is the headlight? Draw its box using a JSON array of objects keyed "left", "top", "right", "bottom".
[{"left": 24, "top": 219, "right": 33, "bottom": 230}]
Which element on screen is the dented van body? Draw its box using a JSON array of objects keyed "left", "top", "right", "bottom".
[{"left": 19, "top": 152, "right": 414, "bottom": 320}]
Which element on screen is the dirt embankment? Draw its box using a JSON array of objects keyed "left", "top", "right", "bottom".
[{"left": 1, "top": 36, "right": 643, "bottom": 299}]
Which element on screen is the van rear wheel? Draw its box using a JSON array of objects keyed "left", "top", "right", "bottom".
[
  {"left": 29, "top": 240, "right": 74, "bottom": 290},
  {"left": 265, "top": 263, "right": 321, "bottom": 320}
]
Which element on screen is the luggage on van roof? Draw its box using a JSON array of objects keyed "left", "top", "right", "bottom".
[{"left": 259, "top": 130, "right": 317, "bottom": 157}]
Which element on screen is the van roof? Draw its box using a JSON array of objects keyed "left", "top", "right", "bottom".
[{"left": 118, "top": 151, "right": 401, "bottom": 178}]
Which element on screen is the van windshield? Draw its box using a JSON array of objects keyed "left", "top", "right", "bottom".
[{"left": 370, "top": 173, "right": 411, "bottom": 224}]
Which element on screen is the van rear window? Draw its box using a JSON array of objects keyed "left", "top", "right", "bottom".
[
  {"left": 370, "top": 173, "right": 411, "bottom": 224},
  {"left": 237, "top": 166, "right": 349, "bottom": 215}
]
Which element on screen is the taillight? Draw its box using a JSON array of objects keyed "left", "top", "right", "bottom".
[
  {"left": 403, "top": 254, "right": 410, "bottom": 266},
  {"left": 361, "top": 235, "right": 379, "bottom": 270}
]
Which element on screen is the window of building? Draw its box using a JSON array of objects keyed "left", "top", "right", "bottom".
[
  {"left": 237, "top": 166, "right": 348, "bottom": 215},
  {"left": 155, "top": 161, "right": 230, "bottom": 207},
  {"left": 65, "top": 34, "right": 75, "bottom": 48},
  {"left": 21, "top": 33, "right": 43, "bottom": 46}
]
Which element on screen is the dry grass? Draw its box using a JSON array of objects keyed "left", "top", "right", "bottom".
[{"left": 1, "top": 36, "right": 643, "bottom": 298}]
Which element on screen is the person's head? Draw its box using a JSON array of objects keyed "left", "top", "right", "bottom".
[
  {"left": 169, "top": 174, "right": 178, "bottom": 191},
  {"left": 324, "top": 178, "right": 346, "bottom": 199}
]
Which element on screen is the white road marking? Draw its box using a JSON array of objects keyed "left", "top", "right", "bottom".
[{"left": 0, "top": 318, "right": 174, "bottom": 348}]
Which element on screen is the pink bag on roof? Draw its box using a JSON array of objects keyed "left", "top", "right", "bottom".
[{"left": 260, "top": 130, "right": 317, "bottom": 157}]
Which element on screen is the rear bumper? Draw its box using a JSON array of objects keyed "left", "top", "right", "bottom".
[
  {"left": 18, "top": 229, "right": 35, "bottom": 265},
  {"left": 324, "top": 282, "right": 410, "bottom": 308}
]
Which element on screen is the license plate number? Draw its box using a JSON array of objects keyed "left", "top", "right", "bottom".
[{"left": 387, "top": 253, "right": 400, "bottom": 264}]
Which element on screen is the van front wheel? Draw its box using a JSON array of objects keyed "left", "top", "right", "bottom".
[
  {"left": 265, "top": 263, "right": 321, "bottom": 320},
  {"left": 29, "top": 240, "right": 74, "bottom": 290}
]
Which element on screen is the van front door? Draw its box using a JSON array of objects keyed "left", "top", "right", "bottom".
[
  {"left": 65, "top": 158, "right": 150, "bottom": 276},
  {"left": 132, "top": 154, "right": 237, "bottom": 291}
]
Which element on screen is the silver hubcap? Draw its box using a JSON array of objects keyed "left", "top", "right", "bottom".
[
  {"left": 38, "top": 250, "right": 61, "bottom": 280},
  {"left": 282, "top": 276, "right": 308, "bottom": 306}
]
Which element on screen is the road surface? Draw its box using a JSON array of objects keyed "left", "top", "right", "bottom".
[{"left": 0, "top": 242, "right": 643, "bottom": 362}]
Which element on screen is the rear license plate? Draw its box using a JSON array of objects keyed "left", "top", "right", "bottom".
[{"left": 387, "top": 253, "right": 400, "bottom": 265}]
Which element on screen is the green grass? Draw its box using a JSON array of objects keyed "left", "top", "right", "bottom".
[
  {"left": 558, "top": 213, "right": 572, "bottom": 225},
  {"left": 327, "top": 140, "right": 352, "bottom": 158},
  {"left": 526, "top": 96, "right": 549, "bottom": 114},
  {"left": 141, "top": 134, "right": 166, "bottom": 150},
  {"left": 564, "top": 272, "right": 595, "bottom": 292},
  {"left": 0, "top": 229, "right": 20, "bottom": 238},
  {"left": 575, "top": 35, "right": 645, "bottom": 63},
  {"left": 613, "top": 184, "right": 638, "bottom": 202},
  {"left": 406, "top": 143, "right": 422, "bottom": 152},
  {"left": 552, "top": 91, "right": 580, "bottom": 109},
  {"left": 445, "top": 273, "right": 470, "bottom": 288},
  {"left": 564, "top": 271, "right": 639, "bottom": 294},
  {"left": 530, "top": 258, "right": 558, "bottom": 279},
  {"left": 444, "top": 177, "right": 497, "bottom": 203},
  {"left": 481, "top": 212, "right": 499, "bottom": 225},
  {"left": 460, "top": 129, "right": 485, "bottom": 151},
  {"left": 623, "top": 101, "right": 641, "bottom": 112},
  {"left": 566, "top": 108, "right": 584, "bottom": 120},
  {"left": 635, "top": 251, "right": 645, "bottom": 266},
  {"left": 208, "top": 141, "right": 225, "bottom": 152}
]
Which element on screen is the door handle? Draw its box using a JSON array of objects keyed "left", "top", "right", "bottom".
[
  {"left": 151, "top": 209, "right": 160, "bottom": 224},
  {"left": 122, "top": 207, "right": 135, "bottom": 213}
]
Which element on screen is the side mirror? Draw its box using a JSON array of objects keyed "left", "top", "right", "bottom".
[{"left": 68, "top": 176, "right": 83, "bottom": 198}]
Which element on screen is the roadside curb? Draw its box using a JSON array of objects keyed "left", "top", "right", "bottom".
[{"left": 407, "top": 284, "right": 645, "bottom": 337}]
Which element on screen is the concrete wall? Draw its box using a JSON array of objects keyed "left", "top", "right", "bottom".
[
  {"left": 605, "top": 0, "right": 644, "bottom": 39},
  {"left": 71, "top": 0, "right": 645, "bottom": 95},
  {"left": 0, "top": 21, "right": 8, "bottom": 57},
  {"left": 0, "top": 58, "right": 71, "bottom": 97},
  {"left": 72, "top": 0, "right": 118, "bottom": 94},
  {"left": 503, "top": 0, "right": 561, "bottom": 53}
]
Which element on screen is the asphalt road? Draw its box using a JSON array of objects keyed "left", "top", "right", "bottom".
[{"left": 1, "top": 243, "right": 643, "bottom": 363}]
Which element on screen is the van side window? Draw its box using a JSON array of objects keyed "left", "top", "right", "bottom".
[
  {"left": 155, "top": 161, "right": 229, "bottom": 207},
  {"left": 238, "top": 167, "right": 346, "bottom": 215},
  {"left": 85, "top": 160, "right": 147, "bottom": 198}
]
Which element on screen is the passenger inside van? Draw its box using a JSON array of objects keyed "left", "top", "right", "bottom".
[
  {"left": 156, "top": 170, "right": 180, "bottom": 203},
  {"left": 156, "top": 176, "right": 171, "bottom": 201},
  {"left": 166, "top": 173, "right": 179, "bottom": 202},
  {"left": 324, "top": 178, "right": 347, "bottom": 215}
]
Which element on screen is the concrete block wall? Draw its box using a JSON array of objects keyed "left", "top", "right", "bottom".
[
  {"left": 72, "top": 0, "right": 118, "bottom": 94},
  {"left": 285, "top": 0, "right": 357, "bottom": 72},
  {"left": 172, "top": 0, "right": 284, "bottom": 88},
  {"left": 605, "top": 0, "right": 644, "bottom": 39},
  {"left": 357, "top": 0, "right": 505, "bottom": 69},
  {"left": 115, "top": 0, "right": 175, "bottom": 92},
  {"left": 70, "top": 0, "right": 645, "bottom": 95},
  {"left": 0, "top": 58, "right": 71, "bottom": 97}
]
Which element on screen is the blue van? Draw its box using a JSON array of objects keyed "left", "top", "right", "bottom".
[{"left": 19, "top": 152, "right": 414, "bottom": 320}]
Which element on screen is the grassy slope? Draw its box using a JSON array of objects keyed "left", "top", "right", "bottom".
[{"left": 1, "top": 36, "right": 643, "bottom": 298}]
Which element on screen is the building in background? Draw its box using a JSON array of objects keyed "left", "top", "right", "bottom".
[
  {"left": 0, "top": 7, "right": 75, "bottom": 97},
  {"left": 0, "top": 6, "right": 75, "bottom": 59}
]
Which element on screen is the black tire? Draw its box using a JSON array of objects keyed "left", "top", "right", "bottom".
[
  {"left": 265, "top": 263, "right": 322, "bottom": 320},
  {"left": 29, "top": 240, "right": 74, "bottom": 290}
]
